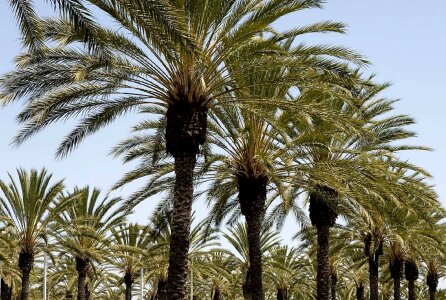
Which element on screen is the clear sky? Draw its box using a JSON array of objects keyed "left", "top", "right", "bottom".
[{"left": 0, "top": 1, "right": 445, "bottom": 229}]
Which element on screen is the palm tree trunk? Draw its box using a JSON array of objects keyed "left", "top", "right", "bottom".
[
  {"left": 356, "top": 284, "right": 364, "bottom": 300},
  {"left": 166, "top": 155, "right": 195, "bottom": 300},
  {"left": 238, "top": 175, "right": 267, "bottom": 300},
  {"left": 364, "top": 237, "right": 382, "bottom": 300},
  {"left": 407, "top": 281, "right": 415, "bottom": 300},
  {"left": 165, "top": 102, "right": 207, "bottom": 300},
  {"left": 85, "top": 285, "right": 91, "bottom": 300},
  {"left": 368, "top": 255, "right": 379, "bottom": 300},
  {"left": 405, "top": 260, "right": 418, "bottom": 300},
  {"left": 309, "top": 188, "right": 338, "bottom": 300},
  {"left": 330, "top": 272, "right": 337, "bottom": 300},
  {"left": 157, "top": 279, "right": 168, "bottom": 300},
  {"left": 390, "top": 258, "right": 403, "bottom": 300},
  {"left": 393, "top": 276, "right": 401, "bottom": 300},
  {"left": 124, "top": 273, "right": 134, "bottom": 300},
  {"left": 316, "top": 224, "right": 331, "bottom": 300},
  {"left": 427, "top": 272, "right": 438, "bottom": 300},
  {"left": 212, "top": 288, "right": 221, "bottom": 300},
  {"left": 1, "top": 278, "right": 13, "bottom": 300},
  {"left": 18, "top": 250, "right": 34, "bottom": 300},
  {"left": 76, "top": 257, "right": 89, "bottom": 300}
]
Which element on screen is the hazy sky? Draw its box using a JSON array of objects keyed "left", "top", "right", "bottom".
[{"left": 1, "top": 1, "right": 445, "bottom": 230}]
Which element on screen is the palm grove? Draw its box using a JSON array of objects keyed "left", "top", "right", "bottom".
[{"left": 0, "top": 1, "right": 444, "bottom": 300}]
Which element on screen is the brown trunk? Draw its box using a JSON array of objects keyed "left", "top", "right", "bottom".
[
  {"left": 165, "top": 155, "right": 195, "bottom": 300},
  {"left": 309, "top": 187, "right": 338, "bottom": 300},
  {"left": 330, "top": 272, "right": 337, "bottom": 300},
  {"left": 85, "top": 285, "right": 90, "bottom": 300},
  {"left": 364, "top": 234, "right": 382, "bottom": 300},
  {"left": 390, "top": 258, "right": 403, "bottom": 300},
  {"left": 18, "top": 250, "right": 34, "bottom": 300},
  {"left": 356, "top": 284, "right": 365, "bottom": 300},
  {"left": 157, "top": 279, "right": 168, "bottom": 300},
  {"left": 427, "top": 272, "right": 438, "bottom": 300},
  {"left": 1, "top": 278, "right": 13, "bottom": 300},
  {"left": 239, "top": 175, "right": 267, "bottom": 300},
  {"left": 124, "top": 273, "right": 134, "bottom": 300},
  {"left": 165, "top": 102, "right": 206, "bottom": 300},
  {"left": 277, "top": 289, "right": 287, "bottom": 300},
  {"left": 405, "top": 260, "right": 418, "bottom": 300},
  {"left": 76, "top": 257, "right": 89, "bottom": 300},
  {"left": 212, "top": 288, "right": 221, "bottom": 300}
]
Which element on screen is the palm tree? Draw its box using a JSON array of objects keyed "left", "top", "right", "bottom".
[
  {"left": 388, "top": 239, "right": 405, "bottom": 300},
  {"left": 53, "top": 187, "right": 125, "bottom": 300},
  {"left": 264, "top": 246, "right": 304, "bottom": 300},
  {"left": 0, "top": 224, "right": 18, "bottom": 300},
  {"left": 270, "top": 77, "right": 438, "bottom": 300},
  {"left": 0, "top": 2, "right": 345, "bottom": 297},
  {"left": 0, "top": 168, "right": 65, "bottom": 300},
  {"left": 110, "top": 223, "right": 152, "bottom": 300},
  {"left": 404, "top": 258, "right": 418, "bottom": 300},
  {"left": 426, "top": 260, "right": 442, "bottom": 300},
  {"left": 222, "top": 222, "right": 280, "bottom": 299}
]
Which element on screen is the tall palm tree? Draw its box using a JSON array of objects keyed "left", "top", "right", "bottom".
[
  {"left": 0, "top": 2, "right": 346, "bottom": 297},
  {"left": 272, "top": 78, "right": 438, "bottom": 300},
  {"left": 0, "top": 169, "right": 65, "bottom": 300},
  {"left": 53, "top": 187, "right": 125, "bottom": 300},
  {"left": 110, "top": 223, "right": 152, "bottom": 300}
]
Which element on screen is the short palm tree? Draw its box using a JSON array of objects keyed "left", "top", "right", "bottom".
[
  {"left": 222, "top": 222, "right": 280, "bottom": 299},
  {"left": 0, "top": 168, "right": 65, "bottom": 300},
  {"left": 53, "top": 187, "right": 125, "bottom": 300},
  {"left": 110, "top": 223, "right": 152, "bottom": 300},
  {"left": 264, "top": 246, "right": 303, "bottom": 300}
]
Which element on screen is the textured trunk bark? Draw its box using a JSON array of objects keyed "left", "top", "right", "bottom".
[
  {"left": 405, "top": 260, "right": 418, "bottom": 300},
  {"left": 429, "top": 290, "right": 436, "bottom": 300},
  {"left": 76, "top": 257, "right": 88, "bottom": 300},
  {"left": 316, "top": 224, "right": 330, "bottom": 300},
  {"left": 166, "top": 155, "right": 195, "bottom": 300},
  {"left": 408, "top": 281, "right": 415, "bottom": 300},
  {"left": 364, "top": 234, "right": 382, "bottom": 300},
  {"left": 330, "top": 272, "right": 337, "bottom": 300},
  {"left": 157, "top": 279, "right": 168, "bottom": 300},
  {"left": 1, "top": 278, "right": 13, "bottom": 300},
  {"left": 18, "top": 250, "right": 34, "bottom": 300},
  {"left": 244, "top": 212, "right": 264, "bottom": 300},
  {"left": 124, "top": 273, "right": 134, "bottom": 300},
  {"left": 427, "top": 272, "right": 438, "bottom": 300},
  {"left": 85, "top": 285, "right": 90, "bottom": 300},
  {"left": 368, "top": 255, "right": 379, "bottom": 300},
  {"left": 390, "top": 258, "right": 403, "bottom": 300},
  {"left": 393, "top": 276, "right": 401, "bottom": 300},
  {"left": 309, "top": 188, "right": 338, "bottom": 300},
  {"left": 239, "top": 175, "right": 267, "bottom": 300},
  {"left": 356, "top": 284, "right": 365, "bottom": 300},
  {"left": 165, "top": 102, "right": 206, "bottom": 300}
]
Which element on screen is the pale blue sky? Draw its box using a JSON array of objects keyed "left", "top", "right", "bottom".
[{"left": 0, "top": 1, "right": 445, "bottom": 229}]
